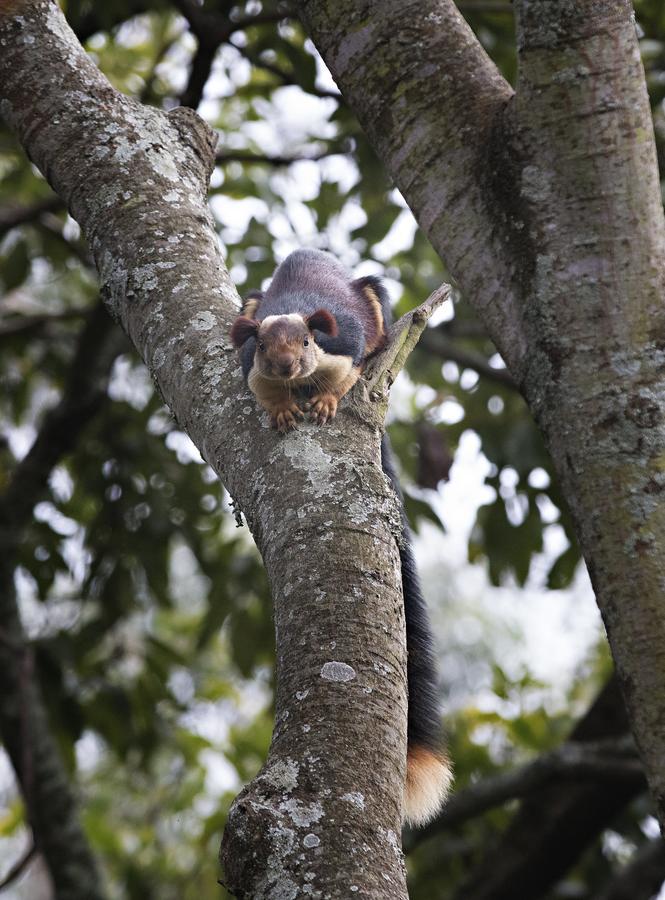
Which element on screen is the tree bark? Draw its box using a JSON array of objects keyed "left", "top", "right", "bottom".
[
  {"left": 297, "top": 0, "right": 665, "bottom": 828},
  {"left": 0, "top": 2, "right": 417, "bottom": 896}
]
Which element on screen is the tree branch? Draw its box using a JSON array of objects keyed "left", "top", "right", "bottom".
[
  {"left": 215, "top": 147, "right": 338, "bottom": 166},
  {"left": 418, "top": 327, "right": 517, "bottom": 389},
  {"left": 232, "top": 41, "right": 342, "bottom": 99},
  {"left": 0, "top": 844, "right": 36, "bottom": 892},
  {"left": 406, "top": 736, "right": 643, "bottom": 851},
  {"left": 0, "top": 196, "right": 63, "bottom": 237},
  {"left": 449, "top": 676, "right": 648, "bottom": 900},
  {"left": 511, "top": 0, "right": 665, "bottom": 829},
  {"left": 593, "top": 838, "right": 665, "bottom": 900}
]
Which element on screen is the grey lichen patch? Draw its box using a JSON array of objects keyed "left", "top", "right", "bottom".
[
  {"left": 379, "top": 827, "right": 402, "bottom": 860},
  {"left": 347, "top": 498, "right": 370, "bottom": 524},
  {"left": 153, "top": 347, "right": 167, "bottom": 369},
  {"left": 280, "top": 436, "right": 334, "bottom": 498},
  {"left": 262, "top": 757, "right": 300, "bottom": 792},
  {"left": 263, "top": 825, "right": 299, "bottom": 900},
  {"left": 190, "top": 310, "right": 217, "bottom": 331},
  {"left": 521, "top": 164, "right": 553, "bottom": 205},
  {"left": 303, "top": 833, "right": 321, "bottom": 849},
  {"left": 279, "top": 799, "right": 324, "bottom": 828},
  {"left": 320, "top": 661, "right": 356, "bottom": 682},
  {"left": 341, "top": 792, "right": 365, "bottom": 810},
  {"left": 373, "top": 660, "right": 393, "bottom": 676}
]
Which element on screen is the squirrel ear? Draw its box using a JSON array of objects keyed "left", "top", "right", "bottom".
[
  {"left": 230, "top": 315, "right": 259, "bottom": 347},
  {"left": 307, "top": 309, "right": 338, "bottom": 337}
]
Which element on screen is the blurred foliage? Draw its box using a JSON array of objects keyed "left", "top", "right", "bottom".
[{"left": 0, "top": 1, "right": 663, "bottom": 898}]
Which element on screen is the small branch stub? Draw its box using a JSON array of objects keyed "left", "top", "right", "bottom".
[{"left": 365, "top": 283, "right": 452, "bottom": 401}]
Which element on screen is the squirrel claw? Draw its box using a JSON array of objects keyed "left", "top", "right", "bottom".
[
  {"left": 271, "top": 403, "right": 304, "bottom": 432},
  {"left": 309, "top": 393, "right": 338, "bottom": 425}
]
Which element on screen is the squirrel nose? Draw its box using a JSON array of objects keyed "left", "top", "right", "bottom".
[{"left": 277, "top": 354, "right": 296, "bottom": 375}]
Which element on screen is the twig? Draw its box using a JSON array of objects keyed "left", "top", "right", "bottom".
[
  {"left": 215, "top": 148, "right": 335, "bottom": 166},
  {"left": 0, "top": 844, "right": 37, "bottom": 892},
  {"left": 230, "top": 496, "right": 244, "bottom": 528},
  {"left": 232, "top": 42, "right": 341, "bottom": 100},
  {"left": 418, "top": 327, "right": 517, "bottom": 389},
  {"left": 0, "top": 309, "right": 87, "bottom": 340}
]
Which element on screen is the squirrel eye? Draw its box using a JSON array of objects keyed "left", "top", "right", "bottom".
[
  {"left": 258, "top": 341, "right": 265, "bottom": 352},
  {"left": 303, "top": 338, "right": 309, "bottom": 347}
]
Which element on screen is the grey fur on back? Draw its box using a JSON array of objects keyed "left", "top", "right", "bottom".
[{"left": 261, "top": 249, "right": 355, "bottom": 319}]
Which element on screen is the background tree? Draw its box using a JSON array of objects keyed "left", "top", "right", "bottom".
[{"left": 0, "top": 1, "right": 664, "bottom": 898}]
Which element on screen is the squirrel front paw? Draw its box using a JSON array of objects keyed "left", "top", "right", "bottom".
[
  {"left": 308, "top": 393, "right": 338, "bottom": 425},
  {"left": 269, "top": 401, "right": 305, "bottom": 433}
]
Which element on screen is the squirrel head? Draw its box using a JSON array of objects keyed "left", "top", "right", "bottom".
[{"left": 230, "top": 309, "right": 338, "bottom": 380}]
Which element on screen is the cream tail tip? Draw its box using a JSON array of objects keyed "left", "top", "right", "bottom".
[{"left": 404, "top": 745, "right": 454, "bottom": 827}]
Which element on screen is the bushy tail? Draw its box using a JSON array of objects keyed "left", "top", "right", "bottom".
[{"left": 381, "top": 435, "right": 453, "bottom": 826}]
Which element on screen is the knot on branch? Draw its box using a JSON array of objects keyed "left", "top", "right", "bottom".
[{"left": 167, "top": 106, "right": 219, "bottom": 180}]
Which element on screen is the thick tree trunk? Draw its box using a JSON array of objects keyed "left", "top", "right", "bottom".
[
  {"left": 298, "top": 0, "right": 665, "bottom": 828},
  {"left": 0, "top": 2, "right": 413, "bottom": 895}
]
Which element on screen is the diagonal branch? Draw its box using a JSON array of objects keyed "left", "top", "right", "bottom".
[
  {"left": 232, "top": 40, "right": 342, "bottom": 100},
  {"left": 449, "top": 676, "right": 647, "bottom": 900},
  {"left": 406, "top": 735, "right": 644, "bottom": 851},
  {"left": 215, "top": 147, "right": 339, "bottom": 166}
]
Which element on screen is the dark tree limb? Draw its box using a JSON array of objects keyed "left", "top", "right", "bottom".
[
  {"left": 450, "top": 676, "right": 648, "bottom": 900},
  {"left": 417, "top": 328, "right": 517, "bottom": 389},
  {"left": 0, "top": 309, "right": 87, "bottom": 340},
  {"left": 215, "top": 147, "right": 338, "bottom": 166},
  {"left": 593, "top": 838, "right": 665, "bottom": 900},
  {"left": 0, "top": 196, "right": 63, "bottom": 236},
  {"left": 406, "top": 735, "right": 644, "bottom": 852}
]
